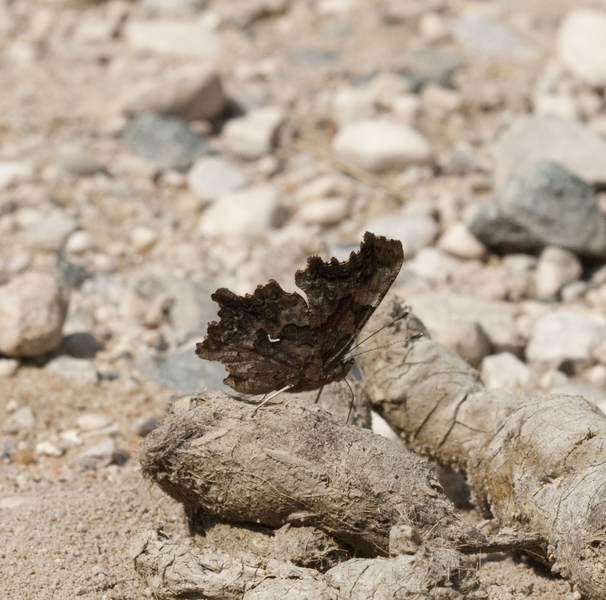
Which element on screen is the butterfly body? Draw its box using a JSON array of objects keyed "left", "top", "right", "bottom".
[{"left": 196, "top": 232, "right": 404, "bottom": 395}]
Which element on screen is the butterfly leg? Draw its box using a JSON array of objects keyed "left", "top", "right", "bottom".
[
  {"left": 251, "top": 385, "right": 292, "bottom": 416},
  {"left": 344, "top": 377, "right": 355, "bottom": 424},
  {"left": 313, "top": 387, "right": 324, "bottom": 404}
]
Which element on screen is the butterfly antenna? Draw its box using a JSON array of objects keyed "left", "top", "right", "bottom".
[
  {"left": 251, "top": 384, "right": 292, "bottom": 416},
  {"left": 354, "top": 333, "right": 423, "bottom": 358},
  {"left": 350, "top": 311, "right": 409, "bottom": 352},
  {"left": 314, "top": 387, "right": 324, "bottom": 404},
  {"left": 344, "top": 377, "right": 355, "bottom": 424}
]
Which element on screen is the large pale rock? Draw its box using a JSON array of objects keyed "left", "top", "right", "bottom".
[
  {"left": 0, "top": 273, "right": 68, "bottom": 358},
  {"left": 331, "top": 119, "right": 432, "bottom": 172},
  {"left": 492, "top": 115, "right": 606, "bottom": 186},
  {"left": 558, "top": 10, "right": 606, "bottom": 87},
  {"left": 481, "top": 352, "right": 530, "bottom": 390}
]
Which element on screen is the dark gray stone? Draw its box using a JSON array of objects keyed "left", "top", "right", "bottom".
[
  {"left": 468, "top": 161, "right": 606, "bottom": 260},
  {"left": 57, "top": 332, "right": 101, "bottom": 359},
  {"left": 135, "top": 348, "right": 230, "bottom": 395},
  {"left": 125, "top": 112, "right": 208, "bottom": 172}
]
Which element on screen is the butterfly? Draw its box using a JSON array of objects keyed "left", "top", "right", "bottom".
[{"left": 196, "top": 231, "right": 404, "bottom": 395}]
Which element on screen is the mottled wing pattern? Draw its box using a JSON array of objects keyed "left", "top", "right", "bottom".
[
  {"left": 294, "top": 231, "right": 404, "bottom": 369},
  {"left": 195, "top": 281, "right": 313, "bottom": 394}
]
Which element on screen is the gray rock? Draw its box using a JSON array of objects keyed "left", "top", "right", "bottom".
[
  {"left": 550, "top": 381, "right": 606, "bottom": 404},
  {"left": 56, "top": 253, "right": 91, "bottom": 290},
  {"left": 452, "top": 14, "right": 537, "bottom": 60},
  {"left": 132, "top": 416, "right": 159, "bottom": 438},
  {"left": 187, "top": 156, "right": 248, "bottom": 201},
  {"left": 57, "top": 145, "right": 106, "bottom": 176},
  {"left": 405, "top": 248, "right": 462, "bottom": 285},
  {"left": 222, "top": 106, "right": 284, "bottom": 159},
  {"left": 20, "top": 210, "right": 78, "bottom": 251},
  {"left": 481, "top": 352, "right": 530, "bottom": 390},
  {"left": 46, "top": 356, "right": 98, "bottom": 385},
  {"left": 125, "top": 112, "right": 208, "bottom": 172},
  {"left": 469, "top": 161, "right": 606, "bottom": 259},
  {"left": 433, "top": 320, "right": 492, "bottom": 369},
  {"left": 0, "top": 161, "right": 34, "bottom": 191},
  {"left": 492, "top": 115, "right": 606, "bottom": 186},
  {"left": 121, "top": 64, "right": 225, "bottom": 122},
  {"left": 78, "top": 439, "right": 127, "bottom": 470},
  {"left": 558, "top": 10, "right": 606, "bottom": 87},
  {"left": 400, "top": 48, "right": 463, "bottom": 91},
  {"left": 136, "top": 348, "right": 230, "bottom": 395},
  {"left": 535, "top": 246, "right": 582, "bottom": 301},
  {"left": 12, "top": 406, "right": 35, "bottom": 429},
  {"left": 141, "top": 0, "right": 207, "bottom": 13},
  {"left": 526, "top": 309, "right": 606, "bottom": 363},
  {"left": 407, "top": 293, "right": 523, "bottom": 354},
  {"left": 332, "top": 119, "right": 432, "bottom": 172},
  {"left": 57, "top": 332, "right": 101, "bottom": 359},
  {"left": 0, "top": 273, "right": 68, "bottom": 358}
]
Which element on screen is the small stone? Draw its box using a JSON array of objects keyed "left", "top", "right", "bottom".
[
  {"left": 65, "top": 230, "right": 94, "bottom": 254},
  {"left": 130, "top": 226, "right": 159, "bottom": 253},
  {"left": 592, "top": 337, "right": 606, "bottom": 365},
  {"left": 298, "top": 197, "right": 349, "bottom": 226},
  {"left": 12, "top": 406, "right": 35, "bottom": 429},
  {"left": 78, "top": 439, "right": 120, "bottom": 470},
  {"left": 46, "top": 356, "right": 98, "bottom": 385},
  {"left": 391, "top": 94, "right": 420, "bottom": 124},
  {"left": 420, "top": 83, "right": 462, "bottom": 113},
  {"left": 35, "top": 441, "right": 65, "bottom": 457},
  {"left": 198, "top": 185, "right": 281, "bottom": 238},
  {"left": 533, "top": 93, "right": 578, "bottom": 120},
  {"left": 434, "top": 320, "right": 492, "bottom": 369},
  {"left": 4, "top": 252, "right": 31, "bottom": 274},
  {"left": 77, "top": 413, "right": 112, "bottom": 431},
  {"left": 535, "top": 246, "right": 583, "bottom": 301},
  {"left": 437, "top": 223, "right": 486, "bottom": 260},
  {"left": 561, "top": 280, "right": 588, "bottom": 302},
  {"left": 0, "top": 358, "right": 19, "bottom": 377},
  {"left": 126, "top": 112, "right": 208, "bottom": 172},
  {"left": 558, "top": 10, "right": 606, "bottom": 87},
  {"left": 406, "top": 248, "right": 462, "bottom": 285},
  {"left": 132, "top": 416, "right": 159, "bottom": 438},
  {"left": 58, "top": 332, "right": 100, "bottom": 359},
  {"left": 481, "top": 352, "right": 531, "bottom": 390},
  {"left": 56, "top": 253, "right": 91, "bottom": 290},
  {"left": 0, "top": 161, "right": 34, "bottom": 191},
  {"left": 121, "top": 64, "right": 225, "bottom": 122},
  {"left": 526, "top": 309, "right": 606, "bottom": 363},
  {"left": 419, "top": 12, "right": 450, "bottom": 42},
  {"left": 19, "top": 209, "right": 78, "bottom": 251},
  {"left": 492, "top": 116, "right": 606, "bottom": 186},
  {"left": 187, "top": 156, "right": 248, "bottom": 201},
  {"left": 332, "top": 119, "right": 432, "bottom": 172},
  {"left": 222, "top": 106, "right": 284, "bottom": 160},
  {"left": 0, "top": 273, "right": 68, "bottom": 358},
  {"left": 502, "top": 254, "right": 537, "bottom": 301},
  {"left": 584, "top": 364, "right": 606, "bottom": 387},
  {"left": 57, "top": 145, "right": 106, "bottom": 176}
]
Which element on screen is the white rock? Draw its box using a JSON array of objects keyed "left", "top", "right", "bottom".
[
  {"left": 12, "top": 406, "right": 35, "bottom": 429},
  {"left": 584, "top": 364, "right": 606, "bottom": 386},
  {"left": 391, "top": 94, "right": 420, "bottom": 124},
  {"left": 77, "top": 413, "right": 112, "bottom": 431},
  {"left": 222, "top": 106, "right": 284, "bottom": 159},
  {"left": 130, "top": 226, "right": 159, "bottom": 253},
  {"left": 481, "top": 352, "right": 531, "bottom": 390},
  {"left": 124, "top": 18, "right": 221, "bottom": 58},
  {"left": 294, "top": 175, "right": 355, "bottom": 204},
  {"left": 0, "top": 273, "right": 68, "bottom": 358},
  {"left": 0, "top": 161, "right": 34, "bottom": 191},
  {"left": 121, "top": 64, "right": 225, "bottom": 122},
  {"left": 437, "top": 223, "right": 486, "bottom": 260},
  {"left": 35, "top": 441, "right": 65, "bottom": 457},
  {"left": 419, "top": 12, "right": 450, "bottom": 41},
  {"left": 331, "top": 86, "right": 376, "bottom": 126},
  {"left": 406, "top": 248, "right": 462, "bottom": 285},
  {"left": 46, "top": 356, "right": 99, "bottom": 385},
  {"left": 535, "top": 246, "right": 582, "bottom": 301},
  {"left": 558, "top": 10, "right": 606, "bottom": 87},
  {"left": 533, "top": 92, "right": 578, "bottom": 120},
  {"left": 187, "top": 156, "right": 248, "bottom": 201},
  {"left": 526, "top": 309, "right": 606, "bottom": 363},
  {"left": 0, "top": 358, "right": 19, "bottom": 377},
  {"left": 65, "top": 230, "right": 94, "bottom": 254},
  {"left": 198, "top": 185, "right": 281, "bottom": 238},
  {"left": 331, "top": 119, "right": 432, "bottom": 173},
  {"left": 433, "top": 320, "right": 492, "bottom": 368},
  {"left": 421, "top": 83, "right": 462, "bottom": 113},
  {"left": 297, "top": 197, "right": 349, "bottom": 226},
  {"left": 550, "top": 381, "right": 606, "bottom": 404},
  {"left": 19, "top": 209, "right": 78, "bottom": 251}
]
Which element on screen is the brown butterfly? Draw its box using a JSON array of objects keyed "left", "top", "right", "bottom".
[{"left": 196, "top": 231, "right": 404, "bottom": 395}]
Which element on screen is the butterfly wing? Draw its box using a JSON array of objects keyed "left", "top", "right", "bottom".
[
  {"left": 196, "top": 281, "right": 314, "bottom": 394},
  {"left": 294, "top": 231, "right": 404, "bottom": 370}
]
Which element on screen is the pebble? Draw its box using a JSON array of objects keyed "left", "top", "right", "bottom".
[
  {"left": 77, "top": 414, "right": 112, "bottom": 431},
  {"left": 419, "top": 12, "right": 450, "bottom": 42},
  {"left": 363, "top": 213, "right": 438, "bottom": 258},
  {"left": 12, "top": 406, "right": 35, "bottom": 429},
  {"left": 123, "top": 17, "right": 222, "bottom": 58},
  {"left": 19, "top": 209, "right": 78, "bottom": 251},
  {"left": 298, "top": 197, "right": 349, "bottom": 226},
  {"left": 56, "top": 253, "right": 91, "bottom": 290},
  {"left": 56, "top": 145, "right": 106, "bottom": 176},
  {"left": 436, "top": 223, "right": 486, "bottom": 260},
  {"left": 558, "top": 10, "right": 606, "bottom": 87},
  {"left": 130, "top": 226, "right": 159, "bottom": 253},
  {"left": 331, "top": 119, "right": 432, "bottom": 172},
  {"left": 407, "top": 293, "right": 522, "bottom": 354},
  {"left": 469, "top": 161, "right": 606, "bottom": 260},
  {"left": 125, "top": 112, "right": 208, "bottom": 172},
  {"left": 142, "top": 0, "right": 207, "bottom": 13},
  {"left": 136, "top": 348, "right": 231, "bottom": 395},
  {"left": 0, "top": 273, "right": 68, "bottom": 358},
  {"left": 46, "top": 356, "right": 99, "bottom": 385},
  {"left": 492, "top": 115, "right": 606, "bottom": 186},
  {"left": 65, "top": 230, "right": 94, "bottom": 254},
  {"left": 132, "top": 416, "right": 159, "bottom": 438},
  {"left": 198, "top": 184, "right": 281, "bottom": 238},
  {"left": 533, "top": 92, "right": 578, "bottom": 120},
  {"left": 561, "top": 280, "right": 588, "bottom": 302},
  {"left": 0, "top": 358, "right": 19, "bottom": 377},
  {"left": 187, "top": 156, "right": 249, "bottom": 201},
  {"left": 57, "top": 332, "right": 100, "bottom": 359},
  {"left": 452, "top": 14, "right": 537, "bottom": 60},
  {"left": 526, "top": 309, "right": 606, "bottom": 363},
  {"left": 0, "top": 161, "right": 34, "bottom": 191},
  {"left": 502, "top": 254, "right": 537, "bottom": 301},
  {"left": 481, "top": 352, "right": 531, "bottom": 390},
  {"left": 78, "top": 439, "right": 119, "bottom": 470},
  {"left": 121, "top": 64, "right": 225, "bottom": 122},
  {"left": 294, "top": 174, "right": 355, "bottom": 204},
  {"left": 406, "top": 248, "right": 462, "bottom": 285},
  {"left": 221, "top": 106, "right": 285, "bottom": 160},
  {"left": 535, "top": 246, "right": 582, "bottom": 301},
  {"left": 35, "top": 441, "right": 65, "bottom": 457},
  {"left": 433, "top": 320, "right": 492, "bottom": 368}
]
